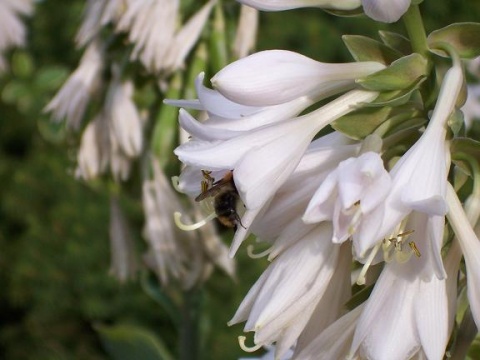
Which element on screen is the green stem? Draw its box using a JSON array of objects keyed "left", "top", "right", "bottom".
[
  {"left": 179, "top": 288, "right": 203, "bottom": 360},
  {"left": 402, "top": 5, "right": 429, "bottom": 57}
]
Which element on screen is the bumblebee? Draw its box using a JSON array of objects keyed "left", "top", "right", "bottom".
[{"left": 195, "top": 170, "right": 244, "bottom": 229}]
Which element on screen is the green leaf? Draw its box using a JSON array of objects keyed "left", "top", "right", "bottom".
[
  {"left": 209, "top": 2, "right": 228, "bottom": 73},
  {"left": 378, "top": 31, "right": 412, "bottom": 55},
  {"left": 342, "top": 35, "right": 402, "bottom": 65},
  {"left": 151, "top": 72, "right": 183, "bottom": 166},
  {"left": 331, "top": 106, "right": 392, "bottom": 140},
  {"left": 140, "top": 271, "right": 181, "bottom": 329},
  {"left": 448, "top": 108, "right": 465, "bottom": 137},
  {"left": 34, "top": 66, "right": 69, "bottom": 91},
  {"left": 344, "top": 284, "right": 374, "bottom": 310},
  {"left": 374, "top": 108, "right": 424, "bottom": 137},
  {"left": 2, "top": 81, "right": 29, "bottom": 104},
  {"left": 11, "top": 51, "right": 34, "bottom": 78},
  {"left": 365, "top": 77, "right": 426, "bottom": 107},
  {"left": 95, "top": 323, "right": 174, "bottom": 360},
  {"left": 428, "top": 23, "right": 480, "bottom": 59},
  {"left": 451, "top": 138, "right": 480, "bottom": 176},
  {"left": 357, "top": 53, "right": 428, "bottom": 91}
]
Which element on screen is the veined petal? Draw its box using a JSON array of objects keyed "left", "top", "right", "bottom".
[
  {"left": 294, "top": 304, "right": 363, "bottom": 359},
  {"left": 351, "top": 264, "right": 421, "bottom": 360},
  {"left": 238, "top": 0, "right": 361, "bottom": 11},
  {"left": 361, "top": 0, "right": 411, "bottom": 23},
  {"left": 211, "top": 50, "right": 384, "bottom": 106},
  {"left": 414, "top": 276, "right": 449, "bottom": 360}
]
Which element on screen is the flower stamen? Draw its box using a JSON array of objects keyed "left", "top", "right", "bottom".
[
  {"left": 247, "top": 244, "right": 272, "bottom": 259},
  {"left": 357, "top": 242, "right": 382, "bottom": 285},
  {"left": 174, "top": 211, "right": 217, "bottom": 231},
  {"left": 238, "top": 335, "right": 263, "bottom": 353}
]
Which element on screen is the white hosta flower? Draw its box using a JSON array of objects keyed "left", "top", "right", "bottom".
[
  {"left": 237, "top": 0, "right": 361, "bottom": 11},
  {"left": 109, "top": 196, "right": 137, "bottom": 283},
  {"left": 116, "top": 0, "right": 214, "bottom": 74},
  {"left": 44, "top": 41, "right": 104, "bottom": 129},
  {"left": 175, "top": 89, "right": 378, "bottom": 255},
  {"left": 211, "top": 50, "right": 385, "bottom": 106},
  {"left": 233, "top": 5, "right": 259, "bottom": 59},
  {"left": 105, "top": 78, "right": 143, "bottom": 158},
  {"left": 349, "top": 257, "right": 449, "bottom": 360},
  {"left": 229, "top": 222, "right": 343, "bottom": 359},
  {"left": 0, "top": 0, "right": 33, "bottom": 56},
  {"left": 354, "top": 62, "right": 464, "bottom": 275},
  {"left": 75, "top": 113, "right": 110, "bottom": 180},
  {"left": 76, "top": 0, "right": 123, "bottom": 46},
  {"left": 362, "top": 0, "right": 411, "bottom": 23},
  {"left": 303, "top": 150, "right": 391, "bottom": 244}
]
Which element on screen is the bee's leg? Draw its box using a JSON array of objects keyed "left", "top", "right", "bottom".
[{"left": 235, "top": 213, "right": 247, "bottom": 229}]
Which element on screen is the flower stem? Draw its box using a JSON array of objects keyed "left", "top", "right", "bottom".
[
  {"left": 402, "top": 5, "right": 429, "bottom": 57},
  {"left": 179, "top": 287, "right": 203, "bottom": 360}
]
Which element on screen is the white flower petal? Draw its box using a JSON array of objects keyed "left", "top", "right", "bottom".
[
  {"left": 414, "top": 277, "right": 449, "bottom": 360},
  {"left": 362, "top": 0, "right": 411, "bottom": 23}
]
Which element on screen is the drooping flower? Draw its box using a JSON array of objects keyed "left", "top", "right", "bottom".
[
  {"left": 75, "top": 0, "right": 123, "bottom": 47},
  {"left": 116, "top": 0, "right": 215, "bottom": 74},
  {"left": 349, "top": 227, "right": 450, "bottom": 360},
  {"left": 0, "top": 0, "right": 33, "bottom": 72},
  {"left": 229, "top": 223, "right": 348, "bottom": 359},
  {"left": 44, "top": 41, "right": 104, "bottom": 129},
  {"left": 351, "top": 61, "right": 464, "bottom": 279},
  {"left": 109, "top": 196, "right": 138, "bottom": 283}
]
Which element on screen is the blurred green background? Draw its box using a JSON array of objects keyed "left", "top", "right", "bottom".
[{"left": 1, "top": 0, "right": 480, "bottom": 359}]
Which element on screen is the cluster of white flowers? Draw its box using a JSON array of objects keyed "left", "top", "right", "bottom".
[
  {"left": 45, "top": 0, "right": 216, "bottom": 180},
  {"left": 0, "top": 0, "right": 34, "bottom": 72},
  {"left": 172, "top": 1, "right": 480, "bottom": 359}
]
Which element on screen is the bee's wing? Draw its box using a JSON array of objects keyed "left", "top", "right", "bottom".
[{"left": 194, "top": 178, "right": 231, "bottom": 202}]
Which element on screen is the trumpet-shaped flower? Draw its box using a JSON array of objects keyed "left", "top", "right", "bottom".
[
  {"left": 211, "top": 50, "right": 384, "bottom": 106},
  {"left": 0, "top": 0, "right": 33, "bottom": 73},
  {"left": 44, "top": 41, "right": 104, "bottom": 129},
  {"left": 352, "top": 63, "right": 463, "bottom": 278},
  {"left": 237, "top": 0, "right": 361, "bottom": 11},
  {"left": 116, "top": 0, "right": 215, "bottom": 74},
  {"left": 349, "top": 252, "right": 450, "bottom": 360},
  {"left": 229, "top": 222, "right": 344, "bottom": 359}
]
